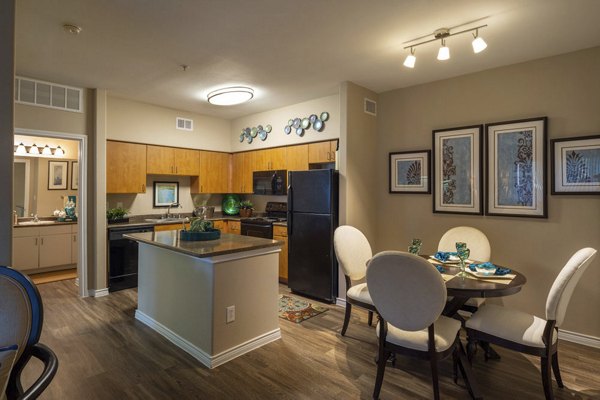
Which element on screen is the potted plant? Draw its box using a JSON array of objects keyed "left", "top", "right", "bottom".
[
  {"left": 106, "top": 207, "right": 129, "bottom": 223},
  {"left": 239, "top": 200, "right": 254, "bottom": 218},
  {"left": 180, "top": 218, "right": 220, "bottom": 241}
]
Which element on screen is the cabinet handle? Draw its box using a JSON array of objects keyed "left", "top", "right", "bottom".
[
  {"left": 142, "top": 184, "right": 146, "bottom": 192},
  {"left": 35, "top": 238, "right": 38, "bottom": 246},
  {"left": 326, "top": 152, "right": 330, "bottom": 161},
  {"left": 41, "top": 238, "right": 44, "bottom": 245},
  {"left": 176, "top": 166, "right": 178, "bottom": 173},
  {"left": 73, "top": 235, "right": 76, "bottom": 243}
]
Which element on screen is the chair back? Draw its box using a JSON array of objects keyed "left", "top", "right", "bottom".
[
  {"left": 438, "top": 226, "right": 491, "bottom": 262},
  {"left": 366, "top": 251, "right": 447, "bottom": 331},
  {"left": 546, "top": 248, "right": 597, "bottom": 326},
  {"left": 334, "top": 225, "right": 373, "bottom": 281},
  {"left": 0, "top": 267, "right": 43, "bottom": 366}
]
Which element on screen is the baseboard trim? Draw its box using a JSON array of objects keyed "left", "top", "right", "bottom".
[
  {"left": 336, "top": 297, "right": 346, "bottom": 307},
  {"left": 135, "top": 309, "right": 281, "bottom": 368},
  {"left": 89, "top": 288, "right": 109, "bottom": 297},
  {"left": 559, "top": 329, "right": 600, "bottom": 349}
]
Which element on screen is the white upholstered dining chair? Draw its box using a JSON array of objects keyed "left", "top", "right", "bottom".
[
  {"left": 439, "top": 226, "right": 491, "bottom": 311},
  {"left": 333, "top": 225, "right": 376, "bottom": 336},
  {"left": 367, "top": 251, "right": 478, "bottom": 400},
  {"left": 466, "top": 247, "right": 597, "bottom": 400}
]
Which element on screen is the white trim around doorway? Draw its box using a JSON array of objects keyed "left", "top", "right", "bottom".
[{"left": 14, "top": 127, "right": 89, "bottom": 297}]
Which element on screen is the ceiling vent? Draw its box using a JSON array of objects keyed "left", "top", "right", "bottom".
[
  {"left": 176, "top": 117, "right": 193, "bottom": 131},
  {"left": 15, "top": 76, "right": 83, "bottom": 112},
  {"left": 364, "top": 98, "right": 377, "bottom": 116}
]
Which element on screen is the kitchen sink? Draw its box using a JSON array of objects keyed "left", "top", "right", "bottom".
[
  {"left": 144, "top": 218, "right": 187, "bottom": 223},
  {"left": 18, "top": 220, "right": 57, "bottom": 226}
]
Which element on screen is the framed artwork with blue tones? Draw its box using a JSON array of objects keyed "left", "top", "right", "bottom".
[
  {"left": 153, "top": 181, "right": 179, "bottom": 207},
  {"left": 551, "top": 134, "right": 600, "bottom": 194},
  {"left": 432, "top": 125, "right": 483, "bottom": 214},
  {"left": 389, "top": 150, "right": 430, "bottom": 193},
  {"left": 486, "top": 117, "right": 547, "bottom": 218}
]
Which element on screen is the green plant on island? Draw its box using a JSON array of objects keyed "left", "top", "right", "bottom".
[
  {"left": 106, "top": 207, "right": 128, "bottom": 221},
  {"left": 188, "top": 218, "right": 214, "bottom": 232},
  {"left": 239, "top": 200, "right": 254, "bottom": 210}
]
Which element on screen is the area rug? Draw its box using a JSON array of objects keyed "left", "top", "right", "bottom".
[{"left": 278, "top": 294, "right": 328, "bottom": 323}]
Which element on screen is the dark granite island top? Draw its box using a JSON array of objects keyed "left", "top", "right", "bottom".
[{"left": 125, "top": 231, "right": 282, "bottom": 259}]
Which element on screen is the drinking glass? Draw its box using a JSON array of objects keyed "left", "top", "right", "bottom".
[
  {"left": 455, "top": 242, "right": 470, "bottom": 276},
  {"left": 408, "top": 238, "right": 422, "bottom": 255}
]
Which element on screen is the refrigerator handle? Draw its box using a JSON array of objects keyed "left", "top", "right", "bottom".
[{"left": 287, "top": 184, "right": 293, "bottom": 237}]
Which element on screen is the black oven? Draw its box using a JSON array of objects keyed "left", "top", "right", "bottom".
[
  {"left": 240, "top": 221, "right": 273, "bottom": 238},
  {"left": 253, "top": 170, "right": 287, "bottom": 195},
  {"left": 108, "top": 225, "right": 154, "bottom": 292}
]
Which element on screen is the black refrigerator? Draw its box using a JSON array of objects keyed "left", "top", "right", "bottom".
[{"left": 287, "top": 169, "right": 339, "bottom": 303}]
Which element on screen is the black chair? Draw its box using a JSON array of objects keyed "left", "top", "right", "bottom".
[{"left": 0, "top": 266, "right": 58, "bottom": 400}]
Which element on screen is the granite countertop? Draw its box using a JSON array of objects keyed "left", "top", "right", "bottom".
[
  {"left": 125, "top": 231, "right": 282, "bottom": 258},
  {"left": 14, "top": 218, "right": 77, "bottom": 228},
  {"left": 107, "top": 213, "right": 258, "bottom": 229}
]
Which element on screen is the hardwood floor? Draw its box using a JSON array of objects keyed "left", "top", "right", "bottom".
[
  {"left": 29, "top": 268, "right": 77, "bottom": 285},
  {"left": 21, "top": 280, "right": 600, "bottom": 399}
]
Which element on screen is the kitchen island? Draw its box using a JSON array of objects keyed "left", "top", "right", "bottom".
[{"left": 125, "top": 230, "right": 282, "bottom": 368}]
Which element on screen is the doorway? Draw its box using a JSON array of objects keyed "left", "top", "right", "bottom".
[{"left": 14, "top": 128, "right": 88, "bottom": 297}]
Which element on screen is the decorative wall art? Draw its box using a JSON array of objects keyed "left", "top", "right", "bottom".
[
  {"left": 551, "top": 134, "right": 600, "bottom": 194},
  {"left": 284, "top": 112, "right": 329, "bottom": 136},
  {"left": 153, "top": 181, "right": 179, "bottom": 207},
  {"left": 71, "top": 161, "right": 78, "bottom": 190},
  {"left": 48, "top": 160, "right": 68, "bottom": 190},
  {"left": 486, "top": 117, "right": 547, "bottom": 218},
  {"left": 239, "top": 124, "right": 272, "bottom": 144},
  {"left": 389, "top": 150, "right": 431, "bottom": 193},
  {"left": 432, "top": 125, "right": 483, "bottom": 214}
]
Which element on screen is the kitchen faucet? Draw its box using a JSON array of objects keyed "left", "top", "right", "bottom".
[{"left": 166, "top": 202, "right": 182, "bottom": 218}]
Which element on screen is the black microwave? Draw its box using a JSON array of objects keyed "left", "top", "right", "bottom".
[{"left": 253, "top": 170, "right": 287, "bottom": 195}]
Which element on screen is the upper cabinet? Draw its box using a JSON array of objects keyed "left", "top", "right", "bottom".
[
  {"left": 308, "top": 140, "right": 337, "bottom": 164},
  {"left": 253, "top": 147, "right": 286, "bottom": 171},
  {"left": 107, "top": 141, "right": 147, "bottom": 193},
  {"left": 285, "top": 144, "right": 309, "bottom": 172},
  {"left": 147, "top": 145, "right": 199, "bottom": 176},
  {"left": 191, "top": 151, "right": 231, "bottom": 194},
  {"left": 231, "top": 152, "right": 254, "bottom": 194}
]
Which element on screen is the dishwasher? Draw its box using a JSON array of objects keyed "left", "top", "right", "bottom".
[{"left": 108, "top": 224, "right": 154, "bottom": 292}]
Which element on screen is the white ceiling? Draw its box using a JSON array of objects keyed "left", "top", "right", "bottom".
[{"left": 15, "top": 0, "right": 600, "bottom": 120}]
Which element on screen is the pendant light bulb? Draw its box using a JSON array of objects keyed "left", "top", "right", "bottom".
[
  {"left": 403, "top": 48, "right": 416, "bottom": 68},
  {"left": 29, "top": 144, "right": 40, "bottom": 155},
  {"left": 42, "top": 145, "right": 53, "bottom": 155},
  {"left": 54, "top": 145, "right": 65, "bottom": 156},
  {"left": 472, "top": 29, "right": 487, "bottom": 53},
  {"left": 437, "top": 39, "right": 450, "bottom": 61},
  {"left": 15, "top": 143, "right": 27, "bottom": 155}
]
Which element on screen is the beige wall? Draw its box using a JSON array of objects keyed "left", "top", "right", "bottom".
[
  {"left": 34, "top": 157, "right": 79, "bottom": 216},
  {"left": 376, "top": 46, "right": 600, "bottom": 338},
  {"left": 15, "top": 102, "right": 88, "bottom": 134},
  {"left": 107, "top": 96, "right": 231, "bottom": 151},
  {"left": 0, "top": 0, "right": 15, "bottom": 265},
  {"left": 231, "top": 94, "right": 340, "bottom": 152}
]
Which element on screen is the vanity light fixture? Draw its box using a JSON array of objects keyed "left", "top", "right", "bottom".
[
  {"left": 13, "top": 143, "right": 66, "bottom": 158},
  {"left": 207, "top": 86, "right": 254, "bottom": 106},
  {"left": 15, "top": 143, "right": 27, "bottom": 155},
  {"left": 54, "top": 146, "right": 65, "bottom": 156},
  {"left": 29, "top": 144, "right": 40, "bottom": 155},
  {"left": 403, "top": 24, "right": 488, "bottom": 68},
  {"left": 42, "top": 145, "right": 53, "bottom": 156}
]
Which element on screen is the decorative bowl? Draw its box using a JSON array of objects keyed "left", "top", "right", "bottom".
[
  {"left": 180, "top": 229, "right": 220, "bottom": 241},
  {"left": 474, "top": 263, "right": 497, "bottom": 276}
]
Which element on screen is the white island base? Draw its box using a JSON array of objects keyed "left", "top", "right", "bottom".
[{"left": 132, "top": 236, "right": 281, "bottom": 369}]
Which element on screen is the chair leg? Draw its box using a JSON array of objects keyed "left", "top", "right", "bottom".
[
  {"left": 341, "top": 303, "right": 352, "bottom": 336},
  {"left": 551, "top": 352, "right": 564, "bottom": 388},
  {"left": 452, "top": 348, "right": 459, "bottom": 384},
  {"left": 541, "top": 357, "right": 554, "bottom": 400},
  {"left": 368, "top": 311, "right": 374, "bottom": 326},
  {"left": 466, "top": 336, "right": 477, "bottom": 363},
  {"left": 373, "top": 349, "right": 388, "bottom": 400},
  {"left": 430, "top": 356, "right": 440, "bottom": 400}
]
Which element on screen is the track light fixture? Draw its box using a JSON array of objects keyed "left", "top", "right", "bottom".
[{"left": 403, "top": 24, "right": 488, "bottom": 68}]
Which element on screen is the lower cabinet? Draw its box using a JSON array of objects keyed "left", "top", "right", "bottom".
[
  {"left": 228, "top": 220, "right": 241, "bottom": 235},
  {"left": 272, "top": 225, "right": 288, "bottom": 283},
  {"left": 12, "top": 224, "right": 76, "bottom": 271},
  {"left": 212, "top": 220, "right": 227, "bottom": 233},
  {"left": 154, "top": 223, "right": 190, "bottom": 232}
]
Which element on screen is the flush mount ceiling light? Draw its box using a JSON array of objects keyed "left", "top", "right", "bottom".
[
  {"left": 63, "top": 23, "right": 82, "bottom": 35},
  {"left": 207, "top": 86, "right": 254, "bottom": 106},
  {"left": 402, "top": 24, "right": 488, "bottom": 68}
]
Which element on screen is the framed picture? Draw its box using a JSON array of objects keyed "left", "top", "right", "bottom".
[
  {"left": 153, "top": 181, "right": 179, "bottom": 207},
  {"left": 551, "top": 135, "right": 600, "bottom": 194},
  {"left": 432, "top": 125, "right": 483, "bottom": 214},
  {"left": 389, "top": 150, "right": 431, "bottom": 193},
  {"left": 48, "top": 160, "right": 68, "bottom": 190},
  {"left": 71, "top": 161, "right": 79, "bottom": 190},
  {"left": 486, "top": 117, "right": 547, "bottom": 218}
]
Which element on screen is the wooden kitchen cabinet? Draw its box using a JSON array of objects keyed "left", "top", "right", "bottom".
[
  {"left": 253, "top": 147, "right": 286, "bottom": 171},
  {"left": 107, "top": 141, "right": 147, "bottom": 193},
  {"left": 308, "top": 140, "right": 337, "bottom": 164},
  {"left": 154, "top": 223, "right": 190, "bottom": 232},
  {"left": 191, "top": 151, "right": 231, "bottom": 193},
  {"left": 228, "top": 220, "right": 241, "bottom": 235},
  {"left": 231, "top": 152, "right": 254, "bottom": 193},
  {"left": 285, "top": 144, "right": 309, "bottom": 171},
  {"left": 12, "top": 225, "right": 74, "bottom": 271},
  {"left": 272, "top": 225, "right": 288, "bottom": 283},
  {"left": 71, "top": 224, "right": 78, "bottom": 264},
  {"left": 212, "top": 220, "right": 227, "bottom": 233},
  {"left": 147, "top": 145, "right": 199, "bottom": 176}
]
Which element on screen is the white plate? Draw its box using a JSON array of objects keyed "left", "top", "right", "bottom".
[
  {"left": 465, "top": 269, "right": 514, "bottom": 279},
  {"left": 429, "top": 255, "right": 460, "bottom": 264}
]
